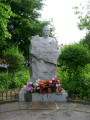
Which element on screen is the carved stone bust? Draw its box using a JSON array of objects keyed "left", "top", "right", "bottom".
[{"left": 29, "top": 26, "right": 59, "bottom": 82}]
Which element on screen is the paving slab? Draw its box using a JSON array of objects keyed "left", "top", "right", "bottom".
[
  {"left": 56, "top": 102, "right": 90, "bottom": 113},
  {"left": 0, "top": 109, "right": 90, "bottom": 120},
  {"left": 31, "top": 102, "right": 40, "bottom": 109},
  {"left": 0, "top": 102, "right": 19, "bottom": 113},
  {"left": 19, "top": 102, "right": 32, "bottom": 110},
  {"left": 0, "top": 102, "right": 90, "bottom": 120},
  {"left": 47, "top": 102, "right": 56, "bottom": 109},
  {"left": 40, "top": 102, "right": 47, "bottom": 109}
]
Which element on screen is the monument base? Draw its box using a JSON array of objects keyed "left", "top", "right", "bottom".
[{"left": 19, "top": 86, "right": 68, "bottom": 102}]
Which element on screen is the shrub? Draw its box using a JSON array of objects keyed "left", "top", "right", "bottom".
[
  {"left": 58, "top": 43, "right": 90, "bottom": 97},
  {"left": 0, "top": 72, "right": 9, "bottom": 90},
  {"left": 8, "top": 66, "right": 30, "bottom": 89},
  {"left": 4, "top": 45, "right": 24, "bottom": 74},
  {"left": 58, "top": 43, "right": 89, "bottom": 70},
  {"left": 0, "top": 66, "right": 30, "bottom": 90}
]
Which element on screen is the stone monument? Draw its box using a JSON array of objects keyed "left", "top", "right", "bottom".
[
  {"left": 29, "top": 26, "right": 59, "bottom": 82},
  {"left": 19, "top": 26, "right": 68, "bottom": 102}
]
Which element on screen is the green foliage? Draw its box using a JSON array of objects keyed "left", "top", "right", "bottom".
[
  {"left": 73, "top": 2, "right": 90, "bottom": 63},
  {"left": 84, "top": 64, "right": 90, "bottom": 92},
  {"left": 58, "top": 43, "right": 89, "bottom": 71},
  {"left": 57, "top": 66, "right": 90, "bottom": 100},
  {"left": 0, "top": 67, "right": 7, "bottom": 72},
  {"left": 0, "top": 66, "right": 30, "bottom": 91},
  {"left": 8, "top": 66, "right": 30, "bottom": 89},
  {"left": 73, "top": 1, "right": 90, "bottom": 31},
  {"left": 0, "top": 0, "right": 13, "bottom": 48},
  {"left": 80, "top": 32, "right": 90, "bottom": 50},
  {"left": 4, "top": 45, "right": 24, "bottom": 73},
  {"left": 58, "top": 43, "right": 90, "bottom": 97},
  {"left": 0, "top": 72, "right": 9, "bottom": 90},
  {"left": 2, "top": 0, "right": 55, "bottom": 59}
]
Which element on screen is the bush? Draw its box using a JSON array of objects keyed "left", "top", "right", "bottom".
[
  {"left": 84, "top": 64, "right": 90, "bottom": 93},
  {"left": 0, "top": 67, "right": 7, "bottom": 72},
  {"left": 4, "top": 45, "right": 24, "bottom": 74},
  {"left": 58, "top": 43, "right": 89, "bottom": 70},
  {"left": 0, "top": 72, "right": 9, "bottom": 90},
  {"left": 8, "top": 66, "right": 30, "bottom": 89},
  {"left": 0, "top": 66, "right": 30, "bottom": 90},
  {"left": 58, "top": 43, "right": 90, "bottom": 97}
]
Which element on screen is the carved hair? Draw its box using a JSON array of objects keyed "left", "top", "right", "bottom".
[{"left": 43, "top": 26, "right": 50, "bottom": 30}]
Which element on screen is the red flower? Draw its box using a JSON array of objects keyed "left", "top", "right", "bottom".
[
  {"left": 55, "top": 78, "right": 58, "bottom": 80},
  {"left": 40, "top": 88, "right": 42, "bottom": 94},
  {"left": 52, "top": 80, "right": 55, "bottom": 83},
  {"left": 45, "top": 89, "right": 48, "bottom": 92},
  {"left": 43, "top": 90, "right": 45, "bottom": 93},
  {"left": 50, "top": 84, "right": 53, "bottom": 87},
  {"left": 58, "top": 81, "right": 59, "bottom": 84},
  {"left": 45, "top": 81, "right": 49, "bottom": 86},
  {"left": 39, "top": 80, "right": 45, "bottom": 86},
  {"left": 46, "top": 86, "right": 49, "bottom": 88}
]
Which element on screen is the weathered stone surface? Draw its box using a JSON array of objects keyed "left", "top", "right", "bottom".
[
  {"left": 0, "top": 103, "right": 90, "bottom": 120},
  {"left": 29, "top": 35, "right": 59, "bottom": 82},
  {"left": 19, "top": 86, "right": 68, "bottom": 102},
  {"left": 0, "top": 102, "right": 19, "bottom": 112},
  {"left": 30, "top": 36, "right": 59, "bottom": 64},
  {"left": 47, "top": 102, "right": 56, "bottom": 109},
  {"left": 19, "top": 86, "right": 26, "bottom": 102},
  {"left": 29, "top": 27, "right": 59, "bottom": 82},
  {"left": 31, "top": 102, "right": 40, "bottom": 109}
]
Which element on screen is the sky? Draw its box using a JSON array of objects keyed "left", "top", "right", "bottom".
[{"left": 40, "top": 0, "right": 88, "bottom": 45}]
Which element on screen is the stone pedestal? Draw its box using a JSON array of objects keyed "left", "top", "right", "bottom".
[{"left": 19, "top": 86, "right": 68, "bottom": 102}]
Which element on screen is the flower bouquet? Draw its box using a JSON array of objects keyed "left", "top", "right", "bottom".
[{"left": 26, "top": 77, "right": 62, "bottom": 94}]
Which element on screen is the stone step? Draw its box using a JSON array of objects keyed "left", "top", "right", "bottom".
[
  {"left": 0, "top": 102, "right": 90, "bottom": 113},
  {"left": 0, "top": 102, "right": 57, "bottom": 113},
  {"left": 19, "top": 102, "right": 57, "bottom": 110}
]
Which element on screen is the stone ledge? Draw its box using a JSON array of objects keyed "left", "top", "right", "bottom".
[
  {"left": 68, "top": 99, "right": 90, "bottom": 105},
  {"left": 19, "top": 86, "right": 68, "bottom": 102}
]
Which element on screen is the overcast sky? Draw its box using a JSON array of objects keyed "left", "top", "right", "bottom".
[{"left": 40, "top": 0, "right": 88, "bottom": 45}]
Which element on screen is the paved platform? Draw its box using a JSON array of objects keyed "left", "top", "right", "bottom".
[{"left": 0, "top": 102, "right": 90, "bottom": 120}]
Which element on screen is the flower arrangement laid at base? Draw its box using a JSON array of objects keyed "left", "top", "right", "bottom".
[{"left": 26, "top": 77, "right": 62, "bottom": 94}]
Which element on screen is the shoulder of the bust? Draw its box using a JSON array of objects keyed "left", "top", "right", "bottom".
[
  {"left": 31, "top": 35, "right": 40, "bottom": 41},
  {"left": 49, "top": 37, "right": 57, "bottom": 42},
  {"left": 39, "top": 36, "right": 43, "bottom": 39}
]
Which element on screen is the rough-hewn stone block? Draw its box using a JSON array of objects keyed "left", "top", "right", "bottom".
[{"left": 19, "top": 86, "right": 68, "bottom": 102}]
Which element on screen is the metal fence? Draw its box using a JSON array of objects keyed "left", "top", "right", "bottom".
[{"left": 0, "top": 88, "right": 20, "bottom": 103}]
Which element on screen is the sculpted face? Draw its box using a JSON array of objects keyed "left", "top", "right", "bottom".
[{"left": 43, "top": 26, "right": 50, "bottom": 36}]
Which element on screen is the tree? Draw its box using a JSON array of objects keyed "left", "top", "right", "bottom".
[
  {"left": 3, "top": 0, "right": 54, "bottom": 59},
  {"left": 4, "top": 45, "right": 24, "bottom": 88},
  {"left": 0, "top": 0, "right": 12, "bottom": 57},
  {"left": 80, "top": 32, "right": 90, "bottom": 49},
  {"left": 4, "top": 45, "right": 24, "bottom": 74},
  {"left": 73, "top": 1, "right": 90, "bottom": 31},
  {"left": 58, "top": 43, "right": 89, "bottom": 96},
  {"left": 73, "top": 1, "right": 90, "bottom": 52},
  {"left": 59, "top": 44, "right": 89, "bottom": 70}
]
